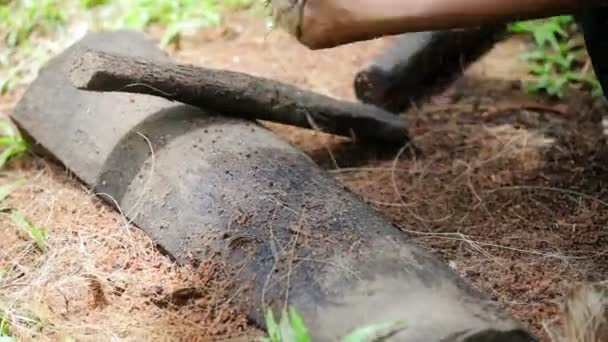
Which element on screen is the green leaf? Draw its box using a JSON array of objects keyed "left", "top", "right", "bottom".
[
  {"left": 508, "top": 21, "right": 534, "bottom": 33},
  {"left": 341, "top": 319, "right": 406, "bottom": 342},
  {"left": 0, "top": 314, "right": 10, "bottom": 337},
  {"left": 79, "top": 0, "right": 110, "bottom": 9},
  {"left": 9, "top": 210, "right": 47, "bottom": 251},
  {"left": 0, "top": 121, "right": 16, "bottom": 138},
  {"left": 160, "top": 23, "right": 181, "bottom": 47},
  {"left": 278, "top": 308, "right": 295, "bottom": 342},
  {"left": 0, "top": 120, "right": 27, "bottom": 169},
  {"left": 265, "top": 308, "right": 281, "bottom": 342},
  {"left": 0, "top": 145, "right": 26, "bottom": 170},
  {"left": 288, "top": 307, "right": 311, "bottom": 342},
  {"left": 0, "top": 178, "right": 26, "bottom": 203}
]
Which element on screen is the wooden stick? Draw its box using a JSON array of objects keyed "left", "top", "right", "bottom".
[{"left": 68, "top": 49, "right": 409, "bottom": 145}]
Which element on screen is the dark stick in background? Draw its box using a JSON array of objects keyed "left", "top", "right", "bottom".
[{"left": 354, "top": 25, "right": 507, "bottom": 113}]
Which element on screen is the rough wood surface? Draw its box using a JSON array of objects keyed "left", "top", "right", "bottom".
[
  {"left": 68, "top": 49, "right": 408, "bottom": 145},
  {"left": 354, "top": 26, "right": 506, "bottom": 113}
]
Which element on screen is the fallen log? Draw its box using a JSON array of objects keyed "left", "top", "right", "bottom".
[
  {"left": 354, "top": 26, "right": 506, "bottom": 113},
  {"left": 12, "top": 30, "right": 537, "bottom": 341},
  {"left": 67, "top": 48, "right": 408, "bottom": 145}
]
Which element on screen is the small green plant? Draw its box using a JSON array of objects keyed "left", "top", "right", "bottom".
[
  {"left": 89, "top": 0, "right": 224, "bottom": 47},
  {"left": 261, "top": 307, "right": 406, "bottom": 342},
  {"left": 0, "top": 121, "right": 28, "bottom": 169},
  {"left": 262, "top": 307, "right": 310, "bottom": 342},
  {"left": 0, "top": 0, "right": 66, "bottom": 93},
  {"left": 8, "top": 210, "right": 47, "bottom": 251},
  {"left": 509, "top": 16, "right": 602, "bottom": 98},
  {"left": 0, "top": 0, "right": 259, "bottom": 93},
  {"left": 0, "top": 313, "right": 14, "bottom": 342}
]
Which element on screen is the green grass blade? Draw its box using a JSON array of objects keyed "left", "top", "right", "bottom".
[
  {"left": 0, "top": 178, "right": 26, "bottom": 203},
  {"left": 288, "top": 307, "right": 311, "bottom": 342},
  {"left": 0, "top": 313, "right": 11, "bottom": 337},
  {"left": 0, "top": 121, "right": 15, "bottom": 138},
  {"left": 0, "top": 147, "right": 16, "bottom": 170},
  {"left": 264, "top": 308, "right": 280, "bottom": 342},
  {"left": 0, "top": 143, "right": 27, "bottom": 169},
  {"left": 278, "top": 308, "right": 295, "bottom": 342},
  {"left": 9, "top": 210, "right": 47, "bottom": 251},
  {"left": 0, "top": 120, "right": 27, "bottom": 169},
  {"left": 341, "top": 319, "right": 406, "bottom": 342}
]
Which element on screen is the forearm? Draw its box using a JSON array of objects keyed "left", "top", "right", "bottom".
[{"left": 276, "top": 0, "right": 606, "bottom": 49}]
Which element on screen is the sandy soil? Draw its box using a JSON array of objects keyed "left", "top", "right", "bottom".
[{"left": 1, "top": 8, "right": 608, "bottom": 341}]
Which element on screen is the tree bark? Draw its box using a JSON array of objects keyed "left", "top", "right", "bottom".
[
  {"left": 68, "top": 49, "right": 408, "bottom": 145},
  {"left": 354, "top": 26, "right": 506, "bottom": 113}
]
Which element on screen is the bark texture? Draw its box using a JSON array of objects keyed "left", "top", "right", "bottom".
[{"left": 68, "top": 49, "right": 408, "bottom": 145}]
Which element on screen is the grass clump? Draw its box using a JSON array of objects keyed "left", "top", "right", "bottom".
[
  {"left": 0, "top": 0, "right": 69, "bottom": 94},
  {"left": 0, "top": 121, "right": 28, "bottom": 169},
  {"left": 0, "top": 0, "right": 258, "bottom": 94},
  {"left": 82, "top": 0, "right": 257, "bottom": 47},
  {"left": 509, "top": 16, "right": 602, "bottom": 98}
]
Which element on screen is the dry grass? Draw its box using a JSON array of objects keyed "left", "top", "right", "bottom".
[
  {"left": 327, "top": 75, "right": 608, "bottom": 340},
  {"left": 0, "top": 159, "right": 253, "bottom": 341},
  {"left": 546, "top": 282, "right": 608, "bottom": 342},
  {"left": 0, "top": 6, "right": 265, "bottom": 340}
]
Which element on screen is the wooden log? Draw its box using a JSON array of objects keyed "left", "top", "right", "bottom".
[
  {"left": 354, "top": 26, "right": 506, "bottom": 113},
  {"left": 67, "top": 48, "right": 408, "bottom": 145},
  {"left": 12, "top": 30, "right": 537, "bottom": 342}
]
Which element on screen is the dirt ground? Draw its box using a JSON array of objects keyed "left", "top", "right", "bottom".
[{"left": 1, "top": 8, "right": 608, "bottom": 342}]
